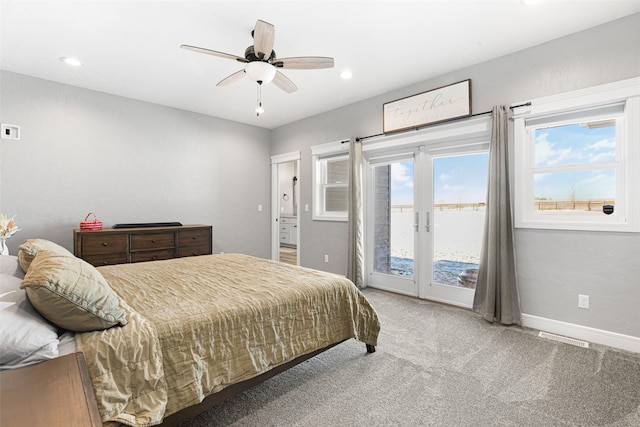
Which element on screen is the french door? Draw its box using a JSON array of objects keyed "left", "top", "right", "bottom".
[
  {"left": 365, "top": 143, "right": 489, "bottom": 308},
  {"left": 365, "top": 151, "right": 419, "bottom": 297}
]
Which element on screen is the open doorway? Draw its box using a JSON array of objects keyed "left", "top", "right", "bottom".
[
  {"left": 271, "top": 152, "right": 301, "bottom": 265},
  {"left": 278, "top": 161, "right": 298, "bottom": 265}
]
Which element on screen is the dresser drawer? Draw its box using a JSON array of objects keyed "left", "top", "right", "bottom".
[
  {"left": 130, "top": 233, "right": 175, "bottom": 250},
  {"left": 177, "top": 244, "right": 210, "bottom": 258},
  {"left": 178, "top": 229, "right": 210, "bottom": 248},
  {"left": 80, "top": 234, "right": 128, "bottom": 255},
  {"left": 83, "top": 253, "right": 129, "bottom": 267},
  {"left": 130, "top": 248, "right": 175, "bottom": 263}
]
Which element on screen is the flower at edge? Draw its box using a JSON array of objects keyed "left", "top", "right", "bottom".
[{"left": 0, "top": 214, "right": 20, "bottom": 239}]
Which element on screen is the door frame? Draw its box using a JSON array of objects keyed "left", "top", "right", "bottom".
[
  {"left": 270, "top": 151, "right": 301, "bottom": 263},
  {"left": 362, "top": 115, "right": 492, "bottom": 307}
]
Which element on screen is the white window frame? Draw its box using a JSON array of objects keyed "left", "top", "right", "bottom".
[
  {"left": 311, "top": 140, "right": 349, "bottom": 221},
  {"left": 513, "top": 77, "right": 640, "bottom": 232}
]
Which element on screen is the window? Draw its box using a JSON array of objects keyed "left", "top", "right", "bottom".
[
  {"left": 514, "top": 78, "right": 640, "bottom": 232},
  {"left": 311, "top": 141, "right": 349, "bottom": 221}
]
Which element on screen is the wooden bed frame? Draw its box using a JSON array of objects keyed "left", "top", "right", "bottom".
[{"left": 160, "top": 341, "right": 375, "bottom": 426}]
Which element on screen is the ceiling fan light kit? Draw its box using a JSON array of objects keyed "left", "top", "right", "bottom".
[
  {"left": 245, "top": 61, "right": 276, "bottom": 84},
  {"left": 182, "top": 19, "right": 334, "bottom": 117}
]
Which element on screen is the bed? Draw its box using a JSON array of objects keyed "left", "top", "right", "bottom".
[{"left": 0, "top": 239, "right": 380, "bottom": 426}]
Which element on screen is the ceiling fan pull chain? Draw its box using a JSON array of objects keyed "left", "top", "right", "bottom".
[{"left": 256, "top": 83, "right": 264, "bottom": 117}]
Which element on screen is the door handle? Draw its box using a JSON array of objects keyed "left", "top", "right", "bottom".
[
  {"left": 425, "top": 212, "right": 430, "bottom": 232},
  {"left": 414, "top": 212, "right": 419, "bottom": 232}
]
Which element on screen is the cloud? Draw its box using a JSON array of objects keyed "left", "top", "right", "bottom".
[
  {"left": 439, "top": 173, "right": 452, "bottom": 182},
  {"left": 443, "top": 184, "right": 465, "bottom": 193},
  {"left": 391, "top": 162, "right": 413, "bottom": 188},
  {"left": 588, "top": 151, "right": 616, "bottom": 163},
  {"left": 535, "top": 132, "right": 574, "bottom": 166},
  {"left": 581, "top": 172, "right": 612, "bottom": 185},
  {"left": 534, "top": 172, "right": 550, "bottom": 182},
  {"left": 589, "top": 138, "right": 615, "bottom": 150}
]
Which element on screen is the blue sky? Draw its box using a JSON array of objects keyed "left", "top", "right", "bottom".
[
  {"left": 388, "top": 122, "right": 617, "bottom": 205},
  {"left": 390, "top": 153, "right": 489, "bottom": 205},
  {"left": 534, "top": 123, "right": 616, "bottom": 199}
]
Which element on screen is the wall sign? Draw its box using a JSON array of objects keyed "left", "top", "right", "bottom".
[{"left": 383, "top": 79, "right": 472, "bottom": 133}]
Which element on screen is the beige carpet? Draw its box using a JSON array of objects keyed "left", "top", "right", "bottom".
[{"left": 178, "top": 288, "right": 640, "bottom": 426}]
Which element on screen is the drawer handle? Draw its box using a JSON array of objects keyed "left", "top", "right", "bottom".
[
  {"left": 151, "top": 239, "right": 156, "bottom": 243},
  {"left": 102, "top": 242, "right": 108, "bottom": 247},
  {"left": 192, "top": 236, "right": 197, "bottom": 240},
  {"left": 152, "top": 256, "right": 157, "bottom": 260},
  {"left": 102, "top": 261, "right": 108, "bottom": 265},
  {"left": 192, "top": 252, "right": 199, "bottom": 256}
]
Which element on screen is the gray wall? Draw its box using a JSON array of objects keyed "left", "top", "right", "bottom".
[
  {"left": 271, "top": 14, "right": 640, "bottom": 338},
  {"left": 0, "top": 71, "right": 272, "bottom": 257},
  {"left": 1, "top": 14, "right": 638, "bottom": 341}
]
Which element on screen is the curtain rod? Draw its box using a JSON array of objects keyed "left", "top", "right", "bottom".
[{"left": 341, "top": 102, "right": 531, "bottom": 144}]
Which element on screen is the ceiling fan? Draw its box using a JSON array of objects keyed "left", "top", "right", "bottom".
[{"left": 181, "top": 19, "right": 334, "bottom": 100}]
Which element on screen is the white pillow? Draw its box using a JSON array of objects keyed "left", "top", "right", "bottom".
[
  {"left": 0, "top": 256, "right": 59, "bottom": 369},
  {"left": 0, "top": 254, "right": 25, "bottom": 278}
]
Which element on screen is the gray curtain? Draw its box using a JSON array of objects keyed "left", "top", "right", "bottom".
[
  {"left": 346, "top": 137, "right": 365, "bottom": 288},
  {"left": 473, "top": 105, "right": 522, "bottom": 325}
]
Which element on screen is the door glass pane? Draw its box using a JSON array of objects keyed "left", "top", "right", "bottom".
[
  {"left": 432, "top": 153, "right": 488, "bottom": 288},
  {"left": 373, "top": 161, "right": 414, "bottom": 277}
]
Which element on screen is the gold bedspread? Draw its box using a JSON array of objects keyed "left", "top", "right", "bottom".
[{"left": 75, "top": 254, "right": 380, "bottom": 426}]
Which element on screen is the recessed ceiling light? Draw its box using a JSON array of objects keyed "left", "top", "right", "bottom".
[
  {"left": 60, "top": 57, "right": 82, "bottom": 67},
  {"left": 339, "top": 70, "right": 353, "bottom": 80}
]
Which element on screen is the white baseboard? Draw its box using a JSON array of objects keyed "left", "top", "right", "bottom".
[{"left": 522, "top": 313, "right": 640, "bottom": 353}]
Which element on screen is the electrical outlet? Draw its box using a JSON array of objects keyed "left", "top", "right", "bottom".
[
  {"left": 578, "top": 294, "right": 590, "bottom": 309},
  {"left": 324, "top": 254, "right": 329, "bottom": 263}
]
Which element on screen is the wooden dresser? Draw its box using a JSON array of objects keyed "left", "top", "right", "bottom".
[
  {"left": 74, "top": 224, "right": 212, "bottom": 266},
  {"left": 0, "top": 352, "right": 102, "bottom": 427}
]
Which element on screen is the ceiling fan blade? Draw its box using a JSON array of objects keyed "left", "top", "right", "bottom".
[
  {"left": 181, "top": 44, "right": 248, "bottom": 63},
  {"left": 253, "top": 20, "right": 275, "bottom": 60},
  {"left": 273, "top": 56, "right": 334, "bottom": 70},
  {"left": 216, "top": 70, "right": 246, "bottom": 87},
  {"left": 272, "top": 71, "right": 298, "bottom": 93}
]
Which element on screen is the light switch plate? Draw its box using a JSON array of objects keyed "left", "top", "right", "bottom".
[{"left": 1, "top": 124, "right": 20, "bottom": 140}]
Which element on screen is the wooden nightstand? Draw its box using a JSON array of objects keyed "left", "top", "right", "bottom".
[{"left": 0, "top": 352, "right": 102, "bottom": 426}]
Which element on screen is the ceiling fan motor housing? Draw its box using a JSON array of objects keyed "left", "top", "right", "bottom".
[{"left": 245, "top": 45, "right": 276, "bottom": 63}]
